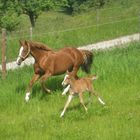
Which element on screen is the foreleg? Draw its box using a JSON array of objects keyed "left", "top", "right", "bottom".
[
  {"left": 40, "top": 72, "right": 51, "bottom": 93},
  {"left": 62, "top": 85, "right": 70, "bottom": 96},
  {"left": 79, "top": 93, "right": 87, "bottom": 112},
  {"left": 60, "top": 94, "right": 73, "bottom": 117},
  {"left": 25, "top": 74, "right": 40, "bottom": 102}
]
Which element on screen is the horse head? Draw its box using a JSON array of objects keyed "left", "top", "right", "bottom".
[
  {"left": 62, "top": 71, "right": 75, "bottom": 87},
  {"left": 16, "top": 40, "right": 31, "bottom": 65}
]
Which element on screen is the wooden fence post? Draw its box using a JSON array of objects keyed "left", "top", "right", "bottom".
[
  {"left": 1, "top": 28, "right": 7, "bottom": 79},
  {"left": 30, "top": 27, "right": 33, "bottom": 40}
]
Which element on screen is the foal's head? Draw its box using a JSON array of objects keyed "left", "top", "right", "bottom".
[
  {"left": 62, "top": 72, "right": 75, "bottom": 87},
  {"left": 16, "top": 40, "right": 30, "bottom": 65}
]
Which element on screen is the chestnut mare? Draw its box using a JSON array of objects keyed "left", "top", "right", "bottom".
[{"left": 16, "top": 40, "right": 93, "bottom": 102}]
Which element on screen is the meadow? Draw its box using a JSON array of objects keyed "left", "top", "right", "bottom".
[{"left": 0, "top": 42, "right": 140, "bottom": 140}]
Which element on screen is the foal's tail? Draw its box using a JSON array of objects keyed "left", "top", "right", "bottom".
[{"left": 80, "top": 50, "right": 93, "bottom": 73}]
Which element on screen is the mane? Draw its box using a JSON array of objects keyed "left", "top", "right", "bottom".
[{"left": 28, "top": 41, "right": 53, "bottom": 51}]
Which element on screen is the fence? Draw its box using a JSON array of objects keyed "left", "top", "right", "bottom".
[{"left": 1, "top": 5, "right": 140, "bottom": 79}]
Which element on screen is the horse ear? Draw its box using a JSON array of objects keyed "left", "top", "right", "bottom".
[
  {"left": 19, "top": 40, "right": 22, "bottom": 46},
  {"left": 25, "top": 40, "right": 28, "bottom": 45},
  {"left": 66, "top": 70, "right": 70, "bottom": 75}
]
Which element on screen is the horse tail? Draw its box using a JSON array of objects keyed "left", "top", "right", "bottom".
[{"left": 80, "top": 50, "right": 93, "bottom": 73}]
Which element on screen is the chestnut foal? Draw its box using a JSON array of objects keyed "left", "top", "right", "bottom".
[{"left": 60, "top": 74, "right": 105, "bottom": 117}]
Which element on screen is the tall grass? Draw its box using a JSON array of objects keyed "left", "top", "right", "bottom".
[{"left": 0, "top": 42, "right": 140, "bottom": 140}]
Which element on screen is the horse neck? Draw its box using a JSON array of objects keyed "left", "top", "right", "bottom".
[
  {"left": 69, "top": 78, "right": 76, "bottom": 88},
  {"left": 30, "top": 45, "right": 51, "bottom": 61}
]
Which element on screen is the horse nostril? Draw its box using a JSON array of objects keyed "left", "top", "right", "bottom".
[
  {"left": 16, "top": 61, "right": 20, "bottom": 65},
  {"left": 16, "top": 57, "right": 22, "bottom": 65}
]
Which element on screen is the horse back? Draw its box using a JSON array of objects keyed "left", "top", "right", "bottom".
[{"left": 59, "top": 47, "right": 83, "bottom": 63}]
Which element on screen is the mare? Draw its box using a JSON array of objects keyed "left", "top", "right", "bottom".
[{"left": 16, "top": 40, "right": 93, "bottom": 102}]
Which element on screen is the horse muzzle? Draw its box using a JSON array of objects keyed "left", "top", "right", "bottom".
[{"left": 16, "top": 57, "right": 23, "bottom": 65}]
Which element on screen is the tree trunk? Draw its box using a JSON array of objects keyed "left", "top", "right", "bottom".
[{"left": 29, "top": 12, "right": 35, "bottom": 27}]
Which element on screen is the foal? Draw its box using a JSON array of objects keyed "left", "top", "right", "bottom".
[{"left": 60, "top": 74, "right": 105, "bottom": 117}]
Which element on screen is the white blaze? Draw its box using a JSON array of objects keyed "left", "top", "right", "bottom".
[{"left": 16, "top": 46, "right": 24, "bottom": 64}]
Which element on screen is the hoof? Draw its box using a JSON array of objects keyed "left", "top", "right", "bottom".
[
  {"left": 60, "top": 112, "right": 64, "bottom": 118},
  {"left": 62, "top": 92, "right": 66, "bottom": 96},
  {"left": 25, "top": 92, "right": 30, "bottom": 102},
  {"left": 25, "top": 96, "right": 29, "bottom": 102}
]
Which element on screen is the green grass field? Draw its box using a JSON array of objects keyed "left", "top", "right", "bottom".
[
  {"left": 0, "top": 2, "right": 139, "bottom": 62},
  {"left": 0, "top": 42, "right": 140, "bottom": 140}
]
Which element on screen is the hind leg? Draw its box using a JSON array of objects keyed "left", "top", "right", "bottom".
[
  {"left": 88, "top": 92, "right": 93, "bottom": 105},
  {"left": 70, "top": 65, "right": 79, "bottom": 79},
  {"left": 79, "top": 92, "right": 87, "bottom": 112},
  {"left": 92, "top": 91, "right": 105, "bottom": 105},
  {"left": 40, "top": 72, "right": 52, "bottom": 93}
]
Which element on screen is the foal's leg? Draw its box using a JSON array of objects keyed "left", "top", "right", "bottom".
[
  {"left": 60, "top": 94, "right": 73, "bottom": 117},
  {"left": 79, "top": 92, "right": 87, "bottom": 112},
  {"left": 62, "top": 85, "right": 70, "bottom": 96},
  {"left": 92, "top": 91, "right": 105, "bottom": 105},
  {"left": 40, "top": 72, "right": 51, "bottom": 93},
  {"left": 25, "top": 74, "right": 40, "bottom": 102},
  {"left": 88, "top": 92, "right": 93, "bottom": 104}
]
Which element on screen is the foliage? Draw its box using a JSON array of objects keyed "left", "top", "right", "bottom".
[
  {"left": 0, "top": 0, "right": 20, "bottom": 31},
  {"left": 17, "top": 0, "right": 68, "bottom": 27},
  {"left": 63, "top": 0, "right": 108, "bottom": 14}
]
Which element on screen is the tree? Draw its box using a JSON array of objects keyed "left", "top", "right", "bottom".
[
  {"left": 0, "top": 0, "right": 20, "bottom": 31},
  {"left": 63, "top": 0, "right": 107, "bottom": 14},
  {"left": 17, "top": 0, "right": 67, "bottom": 27}
]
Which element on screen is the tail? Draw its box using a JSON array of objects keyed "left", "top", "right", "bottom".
[{"left": 80, "top": 50, "right": 93, "bottom": 73}]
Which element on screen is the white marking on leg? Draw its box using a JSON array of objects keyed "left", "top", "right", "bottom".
[
  {"left": 60, "top": 94, "right": 73, "bottom": 117},
  {"left": 25, "top": 92, "right": 30, "bottom": 102},
  {"left": 62, "top": 74, "right": 69, "bottom": 86},
  {"left": 98, "top": 97, "right": 105, "bottom": 105},
  {"left": 62, "top": 85, "right": 70, "bottom": 96}
]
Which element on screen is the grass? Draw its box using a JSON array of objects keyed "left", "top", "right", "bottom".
[
  {"left": 0, "top": 42, "right": 140, "bottom": 140},
  {"left": 0, "top": 2, "right": 139, "bottom": 62}
]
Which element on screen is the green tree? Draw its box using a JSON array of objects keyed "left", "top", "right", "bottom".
[
  {"left": 0, "top": 0, "right": 20, "bottom": 31},
  {"left": 64, "top": 0, "right": 107, "bottom": 14},
  {"left": 17, "top": 0, "right": 67, "bottom": 27}
]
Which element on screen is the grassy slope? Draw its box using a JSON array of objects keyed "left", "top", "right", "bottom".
[
  {"left": 0, "top": 42, "right": 140, "bottom": 140},
  {"left": 0, "top": 2, "right": 139, "bottom": 62}
]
